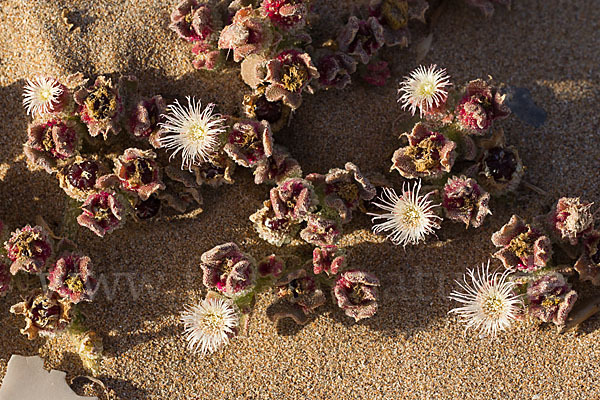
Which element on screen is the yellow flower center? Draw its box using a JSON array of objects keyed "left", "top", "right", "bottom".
[
  {"left": 189, "top": 122, "right": 208, "bottom": 141},
  {"left": 406, "top": 137, "right": 440, "bottom": 172},
  {"left": 382, "top": 0, "right": 409, "bottom": 30},
  {"left": 509, "top": 232, "right": 534, "bottom": 260},
  {"left": 416, "top": 81, "right": 436, "bottom": 98},
  {"left": 400, "top": 204, "right": 422, "bottom": 227},
  {"left": 39, "top": 88, "right": 53, "bottom": 102},
  {"left": 482, "top": 295, "right": 504, "bottom": 317},
  {"left": 282, "top": 65, "right": 308, "bottom": 92},
  {"left": 202, "top": 311, "right": 225, "bottom": 333},
  {"left": 65, "top": 275, "right": 85, "bottom": 293}
]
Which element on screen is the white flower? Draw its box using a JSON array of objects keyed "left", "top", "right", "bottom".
[
  {"left": 159, "top": 97, "right": 227, "bottom": 170},
  {"left": 368, "top": 180, "right": 441, "bottom": 247},
  {"left": 181, "top": 295, "right": 240, "bottom": 356},
  {"left": 397, "top": 64, "right": 451, "bottom": 117},
  {"left": 448, "top": 261, "right": 522, "bottom": 337},
  {"left": 22, "top": 77, "right": 64, "bottom": 117}
]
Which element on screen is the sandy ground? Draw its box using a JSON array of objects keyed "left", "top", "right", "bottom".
[{"left": 0, "top": 0, "right": 599, "bottom": 399}]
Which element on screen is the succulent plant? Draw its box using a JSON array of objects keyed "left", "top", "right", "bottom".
[
  {"left": 545, "top": 197, "right": 594, "bottom": 245},
  {"left": 57, "top": 156, "right": 106, "bottom": 201},
  {"left": 169, "top": 0, "right": 218, "bottom": 43},
  {"left": 224, "top": 119, "right": 274, "bottom": 167},
  {"left": 312, "top": 245, "right": 345, "bottom": 276},
  {"left": 253, "top": 145, "right": 302, "bottom": 185},
  {"left": 574, "top": 231, "right": 600, "bottom": 286},
  {"left": 526, "top": 272, "right": 577, "bottom": 327},
  {"left": 299, "top": 215, "right": 341, "bottom": 246},
  {"left": 307, "top": 162, "right": 376, "bottom": 223},
  {"left": 128, "top": 95, "right": 167, "bottom": 147},
  {"left": 23, "top": 117, "right": 81, "bottom": 173},
  {"left": 250, "top": 200, "right": 301, "bottom": 247},
  {"left": 338, "top": 16, "right": 385, "bottom": 65},
  {"left": 391, "top": 122, "right": 456, "bottom": 180},
  {"left": 4, "top": 225, "right": 53, "bottom": 275},
  {"left": 219, "top": 7, "right": 280, "bottom": 62},
  {"left": 260, "top": 0, "right": 308, "bottom": 30},
  {"left": 442, "top": 175, "right": 491, "bottom": 228},
  {"left": 491, "top": 215, "right": 552, "bottom": 272},
  {"left": 48, "top": 252, "right": 97, "bottom": 304},
  {"left": 269, "top": 269, "right": 326, "bottom": 324},
  {"left": 10, "top": 291, "right": 72, "bottom": 339},
  {"left": 333, "top": 270, "right": 380, "bottom": 321},
  {"left": 74, "top": 75, "right": 123, "bottom": 139},
  {"left": 110, "top": 148, "right": 165, "bottom": 201},
  {"left": 77, "top": 191, "right": 125, "bottom": 237},
  {"left": 257, "top": 254, "right": 285, "bottom": 278},
  {"left": 200, "top": 242, "right": 256, "bottom": 297},
  {"left": 455, "top": 79, "right": 510, "bottom": 135},
  {"left": 262, "top": 50, "right": 319, "bottom": 110},
  {"left": 269, "top": 177, "right": 317, "bottom": 221}
]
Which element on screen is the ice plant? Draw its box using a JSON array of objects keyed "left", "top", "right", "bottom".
[
  {"left": 391, "top": 123, "right": 456, "bottom": 179},
  {"left": 333, "top": 270, "right": 380, "bottom": 321},
  {"left": 128, "top": 95, "right": 167, "bottom": 146},
  {"left": 181, "top": 294, "right": 240, "bottom": 356},
  {"left": 169, "top": 0, "right": 216, "bottom": 42},
  {"left": 111, "top": 148, "right": 165, "bottom": 200},
  {"left": 200, "top": 242, "right": 256, "bottom": 297},
  {"left": 74, "top": 75, "right": 123, "bottom": 139},
  {"left": 546, "top": 197, "right": 594, "bottom": 245},
  {"left": 574, "top": 231, "right": 600, "bottom": 286},
  {"left": 10, "top": 291, "right": 72, "bottom": 339},
  {"left": 270, "top": 269, "right": 326, "bottom": 324},
  {"left": 448, "top": 261, "right": 521, "bottom": 337},
  {"left": 263, "top": 50, "right": 319, "bottom": 110},
  {"left": 48, "top": 253, "right": 97, "bottom": 304},
  {"left": 250, "top": 200, "right": 301, "bottom": 247},
  {"left": 455, "top": 79, "right": 510, "bottom": 135},
  {"left": 261, "top": 0, "right": 308, "bottom": 30},
  {"left": 243, "top": 87, "right": 290, "bottom": 131},
  {"left": 337, "top": 16, "right": 385, "bottom": 65},
  {"left": 307, "top": 162, "right": 376, "bottom": 223},
  {"left": 362, "top": 60, "right": 391, "bottom": 87},
  {"left": 314, "top": 50, "right": 357, "bottom": 90},
  {"left": 526, "top": 272, "right": 577, "bottom": 327},
  {"left": 253, "top": 145, "right": 302, "bottom": 185},
  {"left": 77, "top": 191, "right": 125, "bottom": 237},
  {"left": 369, "top": 180, "right": 441, "bottom": 247},
  {"left": 474, "top": 129, "right": 524, "bottom": 194},
  {"left": 257, "top": 254, "right": 285, "bottom": 278},
  {"left": 23, "top": 77, "right": 65, "bottom": 117},
  {"left": 491, "top": 215, "right": 552, "bottom": 272},
  {"left": 58, "top": 157, "right": 105, "bottom": 201},
  {"left": 192, "top": 153, "right": 235, "bottom": 187},
  {"left": 397, "top": 65, "right": 451, "bottom": 117},
  {"left": 369, "top": 0, "right": 429, "bottom": 47},
  {"left": 223, "top": 119, "right": 274, "bottom": 168},
  {"left": 270, "top": 178, "right": 316, "bottom": 220},
  {"left": 218, "top": 7, "right": 279, "bottom": 62},
  {"left": 442, "top": 175, "right": 491, "bottom": 228},
  {"left": 313, "top": 245, "right": 345, "bottom": 276},
  {"left": 23, "top": 118, "right": 79, "bottom": 173},
  {"left": 299, "top": 215, "right": 341, "bottom": 246},
  {"left": 159, "top": 97, "right": 227, "bottom": 171},
  {"left": 5, "top": 225, "right": 53, "bottom": 275}
]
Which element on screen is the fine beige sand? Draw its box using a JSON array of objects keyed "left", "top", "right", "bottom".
[{"left": 1, "top": 1, "right": 599, "bottom": 399}]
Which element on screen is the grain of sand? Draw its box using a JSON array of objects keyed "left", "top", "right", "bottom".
[{"left": 0, "top": 1, "right": 599, "bottom": 399}]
